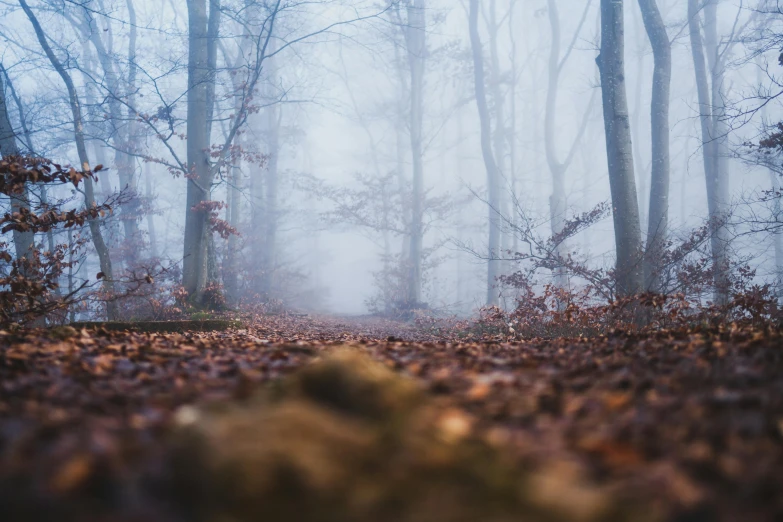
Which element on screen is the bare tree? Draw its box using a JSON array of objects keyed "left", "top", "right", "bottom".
[
  {"left": 486, "top": 0, "right": 508, "bottom": 270},
  {"left": 597, "top": 0, "right": 644, "bottom": 296},
  {"left": 144, "top": 163, "right": 158, "bottom": 259},
  {"left": 19, "top": 0, "right": 119, "bottom": 320},
  {"left": 404, "top": 0, "right": 426, "bottom": 306},
  {"left": 0, "top": 63, "right": 57, "bottom": 261},
  {"left": 0, "top": 62, "right": 34, "bottom": 265},
  {"left": 756, "top": 57, "right": 783, "bottom": 293},
  {"left": 469, "top": 0, "right": 501, "bottom": 306},
  {"left": 637, "top": 0, "right": 671, "bottom": 293},
  {"left": 260, "top": 49, "right": 281, "bottom": 298},
  {"left": 688, "top": 0, "right": 730, "bottom": 304},
  {"left": 544, "top": 0, "right": 596, "bottom": 291},
  {"left": 177, "top": 0, "right": 387, "bottom": 304},
  {"left": 182, "top": 0, "right": 222, "bottom": 304},
  {"left": 63, "top": 1, "right": 142, "bottom": 250}
]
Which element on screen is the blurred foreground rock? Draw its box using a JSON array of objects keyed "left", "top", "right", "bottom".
[{"left": 167, "top": 349, "right": 649, "bottom": 522}]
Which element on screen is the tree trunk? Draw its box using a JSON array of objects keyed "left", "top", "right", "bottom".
[
  {"left": 469, "top": 0, "right": 501, "bottom": 307},
  {"left": 630, "top": 4, "right": 649, "bottom": 233},
  {"left": 250, "top": 96, "right": 265, "bottom": 295},
  {"left": 488, "top": 0, "right": 509, "bottom": 284},
  {"left": 396, "top": 83, "right": 410, "bottom": 263},
  {"left": 704, "top": 0, "right": 731, "bottom": 304},
  {"left": 757, "top": 60, "right": 783, "bottom": 299},
  {"left": 637, "top": 0, "right": 671, "bottom": 293},
  {"left": 79, "top": 41, "right": 122, "bottom": 260},
  {"left": 0, "top": 63, "right": 58, "bottom": 267},
  {"left": 182, "top": 0, "right": 220, "bottom": 304},
  {"left": 250, "top": 157, "right": 264, "bottom": 295},
  {"left": 68, "top": 228, "right": 75, "bottom": 323},
  {"left": 124, "top": 0, "right": 142, "bottom": 250},
  {"left": 80, "top": 9, "right": 140, "bottom": 249},
  {"left": 545, "top": 0, "right": 594, "bottom": 292},
  {"left": 405, "top": 0, "right": 426, "bottom": 307},
  {"left": 387, "top": 7, "right": 412, "bottom": 266},
  {"left": 0, "top": 67, "right": 34, "bottom": 264},
  {"left": 597, "top": 0, "right": 644, "bottom": 297},
  {"left": 144, "top": 163, "right": 158, "bottom": 258},
  {"left": 544, "top": 0, "right": 568, "bottom": 290},
  {"left": 224, "top": 156, "right": 240, "bottom": 303},
  {"left": 261, "top": 97, "right": 280, "bottom": 298},
  {"left": 507, "top": 0, "right": 520, "bottom": 265},
  {"left": 688, "top": 0, "right": 730, "bottom": 305},
  {"left": 20, "top": 0, "right": 118, "bottom": 320}
]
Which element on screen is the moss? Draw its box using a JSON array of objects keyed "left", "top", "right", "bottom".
[
  {"left": 189, "top": 311, "right": 215, "bottom": 322},
  {"left": 67, "top": 319, "right": 243, "bottom": 334},
  {"left": 48, "top": 325, "right": 79, "bottom": 339},
  {"left": 169, "top": 349, "right": 653, "bottom": 522}
]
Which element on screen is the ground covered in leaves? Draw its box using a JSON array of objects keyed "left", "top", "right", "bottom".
[{"left": 0, "top": 313, "right": 781, "bottom": 521}]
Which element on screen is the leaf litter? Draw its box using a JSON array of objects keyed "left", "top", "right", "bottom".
[{"left": 0, "top": 314, "right": 781, "bottom": 521}]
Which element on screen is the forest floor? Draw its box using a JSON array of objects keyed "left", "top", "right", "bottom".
[{"left": 0, "top": 312, "right": 781, "bottom": 521}]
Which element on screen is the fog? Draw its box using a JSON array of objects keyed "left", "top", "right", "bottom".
[{"left": 2, "top": 0, "right": 783, "bottom": 321}]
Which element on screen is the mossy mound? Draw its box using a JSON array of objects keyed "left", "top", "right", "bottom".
[
  {"left": 168, "top": 349, "right": 650, "bottom": 522},
  {"left": 66, "top": 319, "right": 242, "bottom": 333}
]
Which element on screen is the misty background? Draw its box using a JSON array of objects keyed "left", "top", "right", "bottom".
[{"left": 1, "top": 0, "right": 782, "bottom": 320}]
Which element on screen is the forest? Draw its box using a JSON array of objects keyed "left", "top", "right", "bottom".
[{"left": 0, "top": 0, "right": 783, "bottom": 521}]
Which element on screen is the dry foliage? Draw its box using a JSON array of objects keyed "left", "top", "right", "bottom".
[
  {"left": 0, "top": 157, "right": 109, "bottom": 327},
  {"left": 0, "top": 314, "right": 781, "bottom": 521}
]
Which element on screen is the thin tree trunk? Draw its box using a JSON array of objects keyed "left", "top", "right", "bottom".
[
  {"left": 396, "top": 98, "right": 410, "bottom": 262},
  {"left": 0, "top": 63, "right": 55, "bottom": 263},
  {"left": 0, "top": 67, "right": 34, "bottom": 264},
  {"left": 261, "top": 99, "right": 280, "bottom": 298},
  {"left": 757, "top": 60, "right": 783, "bottom": 298},
  {"left": 40, "top": 187, "right": 56, "bottom": 255},
  {"left": 704, "top": 0, "right": 731, "bottom": 303},
  {"left": 79, "top": 41, "right": 119, "bottom": 257},
  {"left": 637, "top": 0, "right": 671, "bottom": 293},
  {"left": 469, "top": 0, "right": 501, "bottom": 306},
  {"left": 390, "top": 13, "right": 411, "bottom": 264},
  {"left": 78, "top": 10, "right": 140, "bottom": 248},
  {"left": 20, "top": 0, "right": 118, "bottom": 320},
  {"left": 182, "top": 0, "right": 220, "bottom": 304},
  {"left": 250, "top": 110, "right": 265, "bottom": 293},
  {"left": 545, "top": 0, "right": 568, "bottom": 289},
  {"left": 124, "top": 0, "right": 142, "bottom": 250},
  {"left": 224, "top": 141, "right": 241, "bottom": 304},
  {"left": 488, "top": 0, "right": 509, "bottom": 284},
  {"left": 545, "top": 0, "right": 594, "bottom": 291},
  {"left": 68, "top": 228, "right": 75, "bottom": 323},
  {"left": 631, "top": 4, "right": 649, "bottom": 233},
  {"left": 456, "top": 105, "right": 466, "bottom": 308},
  {"left": 597, "top": 0, "right": 644, "bottom": 297},
  {"left": 771, "top": 172, "right": 783, "bottom": 298},
  {"left": 688, "top": 0, "right": 729, "bottom": 305},
  {"left": 144, "top": 163, "right": 158, "bottom": 258},
  {"left": 405, "top": 0, "right": 426, "bottom": 306},
  {"left": 507, "top": 0, "right": 519, "bottom": 264}
]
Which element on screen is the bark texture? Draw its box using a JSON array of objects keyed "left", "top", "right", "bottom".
[
  {"left": 637, "top": 0, "right": 671, "bottom": 293},
  {"left": 78, "top": 7, "right": 140, "bottom": 248},
  {"left": 405, "top": 0, "right": 426, "bottom": 306},
  {"left": 598, "top": 0, "right": 644, "bottom": 297},
  {"left": 469, "top": 0, "right": 502, "bottom": 307},
  {"left": 688, "top": 0, "right": 730, "bottom": 305},
  {"left": 20, "top": 0, "right": 118, "bottom": 320},
  {"left": 183, "top": 0, "right": 221, "bottom": 304},
  {"left": 0, "top": 66, "right": 34, "bottom": 265}
]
